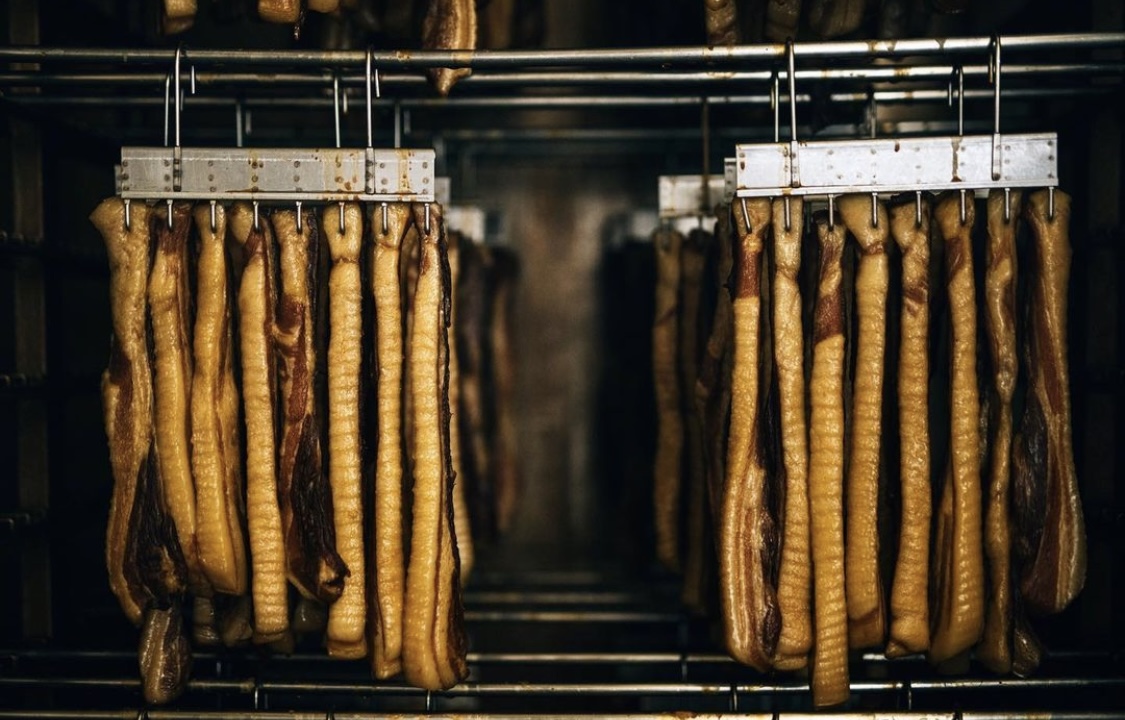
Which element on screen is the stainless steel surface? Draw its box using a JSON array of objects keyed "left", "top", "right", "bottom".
[
  {"left": 736, "top": 133, "right": 1057, "bottom": 198},
  {"left": 116, "top": 147, "right": 436, "bottom": 203},
  {"left": 658, "top": 175, "right": 727, "bottom": 218}
]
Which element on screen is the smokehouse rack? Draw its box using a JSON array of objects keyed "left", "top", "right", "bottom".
[{"left": 1, "top": 22, "right": 1124, "bottom": 720}]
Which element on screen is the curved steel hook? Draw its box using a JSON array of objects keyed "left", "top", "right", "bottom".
[{"left": 124, "top": 199, "right": 132, "bottom": 231}]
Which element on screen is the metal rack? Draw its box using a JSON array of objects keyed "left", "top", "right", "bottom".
[
  {"left": 1, "top": 571, "right": 1123, "bottom": 717},
  {"left": 2, "top": 29, "right": 1124, "bottom": 719}
]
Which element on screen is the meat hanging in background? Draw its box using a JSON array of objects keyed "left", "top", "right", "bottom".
[
  {"left": 446, "top": 230, "right": 476, "bottom": 582},
  {"left": 422, "top": 0, "right": 478, "bottom": 95},
  {"left": 652, "top": 226, "right": 685, "bottom": 572},
  {"left": 720, "top": 198, "right": 780, "bottom": 673},
  {"left": 491, "top": 248, "right": 521, "bottom": 536},
  {"left": 929, "top": 192, "right": 985, "bottom": 666},
  {"left": 885, "top": 193, "right": 933, "bottom": 658}
]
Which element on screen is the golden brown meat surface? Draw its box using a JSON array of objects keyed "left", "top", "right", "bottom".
[
  {"left": 929, "top": 192, "right": 985, "bottom": 665},
  {"left": 719, "top": 198, "right": 779, "bottom": 672},
  {"left": 769, "top": 197, "right": 812, "bottom": 671},
  {"left": 838, "top": 194, "right": 889, "bottom": 650},
  {"left": 885, "top": 194, "right": 932, "bottom": 658},
  {"left": 1016, "top": 189, "right": 1086, "bottom": 616},
  {"left": 653, "top": 227, "right": 685, "bottom": 572},
  {"left": 422, "top": 0, "right": 478, "bottom": 96},
  {"left": 324, "top": 204, "right": 367, "bottom": 659},
  {"left": 808, "top": 212, "right": 849, "bottom": 708}
]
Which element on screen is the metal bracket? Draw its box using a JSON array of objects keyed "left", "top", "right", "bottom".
[
  {"left": 446, "top": 205, "right": 486, "bottom": 242},
  {"left": 735, "top": 133, "right": 1057, "bottom": 198},
  {"left": 117, "top": 147, "right": 436, "bottom": 203},
  {"left": 658, "top": 174, "right": 727, "bottom": 219},
  {"left": 722, "top": 158, "right": 736, "bottom": 204}
]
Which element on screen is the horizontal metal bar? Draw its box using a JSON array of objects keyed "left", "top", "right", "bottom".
[
  {"left": 463, "top": 610, "right": 681, "bottom": 622},
  {"left": 736, "top": 133, "right": 1057, "bottom": 197},
  {"left": 1, "top": 87, "right": 1112, "bottom": 113},
  {"left": 117, "top": 146, "right": 435, "bottom": 202},
  {"left": 0, "top": 63, "right": 1121, "bottom": 88},
  {"left": 0, "top": 33, "right": 1121, "bottom": 68},
  {"left": 3, "top": 676, "right": 1121, "bottom": 697},
  {"left": 3, "top": 714, "right": 1118, "bottom": 720},
  {"left": 660, "top": 175, "right": 728, "bottom": 218}
]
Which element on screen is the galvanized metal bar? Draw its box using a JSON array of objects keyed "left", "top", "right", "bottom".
[
  {"left": 659, "top": 175, "right": 728, "bottom": 218},
  {"left": 736, "top": 133, "right": 1057, "bottom": 198},
  {"left": 0, "top": 33, "right": 1121, "bottom": 67},
  {"left": 116, "top": 146, "right": 435, "bottom": 202}
]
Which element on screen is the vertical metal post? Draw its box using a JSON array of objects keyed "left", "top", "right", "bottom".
[{"left": 7, "top": 0, "right": 50, "bottom": 640}]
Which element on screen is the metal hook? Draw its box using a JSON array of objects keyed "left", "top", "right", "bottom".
[
  {"left": 296, "top": 201, "right": 303, "bottom": 232},
  {"left": 1048, "top": 186, "right": 1056, "bottom": 220},
  {"left": 739, "top": 197, "right": 750, "bottom": 232},
  {"left": 786, "top": 40, "right": 797, "bottom": 143},
  {"left": 783, "top": 196, "right": 791, "bottom": 232},
  {"left": 253, "top": 201, "right": 260, "bottom": 232},
  {"left": 424, "top": 203, "right": 431, "bottom": 235},
  {"left": 365, "top": 47, "right": 374, "bottom": 148},
  {"left": 235, "top": 99, "right": 244, "bottom": 148},
  {"left": 955, "top": 66, "right": 964, "bottom": 136},
  {"left": 1003, "top": 188, "right": 1011, "bottom": 223},
  {"left": 991, "top": 36, "right": 1003, "bottom": 136},
  {"left": 163, "top": 74, "right": 172, "bottom": 147},
  {"left": 124, "top": 199, "right": 132, "bottom": 231},
  {"left": 173, "top": 45, "right": 184, "bottom": 149},
  {"left": 770, "top": 70, "right": 780, "bottom": 144},
  {"left": 959, "top": 189, "right": 967, "bottom": 225},
  {"left": 425, "top": 690, "right": 434, "bottom": 712},
  {"left": 915, "top": 191, "right": 923, "bottom": 227},
  {"left": 338, "top": 202, "right": 346, "bottom": 234},
  {"left": 166, "top": 199, "right": 174, "bottom": 229},
  {"left": 871, "top": 192, "right": 879, "bottom": 228},
  {"left": 381, "top": 202, "right": 389, "bottom": 235},
  {"left": 827, "top": 194, "right": 835, "bottom": 230},
  {"left": 332, "top": 74, "right": 342, "bottom": 149},
  {"left": 210, "top": 200, "right": 217, "bottom": 234}
]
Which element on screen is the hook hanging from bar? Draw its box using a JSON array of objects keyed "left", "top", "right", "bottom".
[
  {"left": 365, "top": 47, "right": 382, "bottom": 149},
  {"left": 296, "top": 201, "right": 303, "bottom": 232},
  {"left": 870, "top": 192, "right": 879, "bottom": 228},
  {"left": 163, "top": 74, "right": 171, "bottom": 147},
  {"left": 381, "top": 202, "right": 389, "bottom": 235},
  {"left": 167, "top": 199, "right": 174, "bottom": 229},
  {"left": 424, "top": 203, "right": 431, "bottom": 234},
  {"left": 1004, "top": 187, "right": 1011, "bottom": 223},
  {"left": 770, "top": 70, "right": 779, "bottom": 144},
  {"left": 740, "top": 197, "right": 750, "bottom": 232},
  {"left": 990, "top": 35, "right": 1004, "bottom": 181},
  {"left": 1048, "top": 186, "right": 1056, "bottom": 220},
  {"left": 210, "top": 200, "right": 217, "bottom": 234},
  {"left": 827, "top": 194, "right": 835, "bottom": 230},
  {"left": 173, "top": 45, "right": 184, "bottom": 149},
  {"left": 783, "top": 195, "right": 791, "bottom": 232},
  {"left": 124, "top": 199, "right": 131, "bottom": 231},
  {"left": 786, "top": 40, "right": 797, "bottom": 144},
  {"left": 333, "top": 73, "right": 342, "bottom": 150},
  {"left": 253, "top": 201, "right": 260, "bottom": 232},
  {"left": 955, "top": 66, "right": 965, "bottom": 136},
  {"left": 959, "top": 189, "right": 968, "bottom": 225},
  {"left": 915, "top": 191, "right": 923, "bottom": 227},
  {"left": 338, "top": 202, "right": 346, "bottom": 234}
]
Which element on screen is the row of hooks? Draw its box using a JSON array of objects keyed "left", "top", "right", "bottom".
[{"left": 122, "top": 198, "right": 433, "bottom": 236}]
